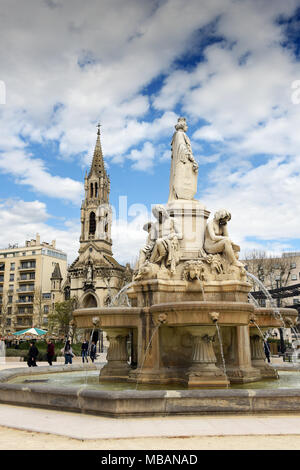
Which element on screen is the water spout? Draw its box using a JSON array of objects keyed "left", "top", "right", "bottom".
[
  {"left": 135, "top": 324, "right": 160, "bottom": 390},
  {"left": 246, "top": 271, "right": 286, "bottom": 328},
  {"left": 215, "top": 322, "right": 228, "bottom": 387},
  {"left": 109, "top": 282, "right": 134, "bottom": 307},
  {"left": 196, "top": 275, "right": 206, "bottom": 301}
]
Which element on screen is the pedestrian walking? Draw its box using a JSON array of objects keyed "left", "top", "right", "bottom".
[
  {"left": 46, "top": 339, "right": 55, "bottom": 366},
  {"left": 63, "top": 340, "right": 74, "bottom": 364},
  {"left": 81, "top": 340, "right": 89, "bottom": 363},
  {"left": 27, "top": 341, "right": 39, "bottom": 367},
  {"left": 90, "top": 341, "right": 97, "bottom": 363}
]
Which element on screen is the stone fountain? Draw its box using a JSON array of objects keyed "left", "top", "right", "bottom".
[{"left": 74, "top": 117, "right": 298, "bottom": 389}]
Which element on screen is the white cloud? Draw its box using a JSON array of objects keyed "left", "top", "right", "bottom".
[
  {"left": 154, "top": 1, "right": 300, "bottom": 160},
  {"left": 0, "top": 199, "right": 80, "bottom": 263},
  {"left": 0, "top": 150, "right": 83, "bottom": 204},
  {"left": 202, "top": 154, "right": 300, "bottom": 251},
  {"left": 0, "top": 0, "right": 299, "bottom": 261}
]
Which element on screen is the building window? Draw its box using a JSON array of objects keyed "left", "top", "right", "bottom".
[
  {"left": 89, "top": 212, "right": 96, "bottom": 234},
  {"left": 293, "top": 299, "right": 299, "bottom": 305},
  {"left": 8, "top": 296, "right": 13, "bottom": 303},
  {"left": 42, "top": 293, "right": 51, "bottom": 299},
  {"left": 64, "top": 287, "right": 70, "bottom": 300},
  {"left": 291, "top": 274, "right": 297, "bottom": 281},
  {"left": 44, "top": 305, "right": 49, "bottom": 314},
  {"left": 10, "top": 263, "right": 15, "bottom": 270},
  {"left": 9, "top": 274, "right": 14, "bottom": 281},
  {"left": 291, "top": 263, "right": 296, "bottom": 269}
]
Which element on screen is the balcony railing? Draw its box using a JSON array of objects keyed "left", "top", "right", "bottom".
[
  {"left": 17, "top": 287, "right": 35, "bottom": 292},
  {"left": 18, "top": 265, "right": 36, "bottom": 270}
]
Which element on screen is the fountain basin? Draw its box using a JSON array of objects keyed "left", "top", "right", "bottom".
[
  {"left": 1, "top": 365, "right": 300, "bottom": 417},
  {"left": 251, "top": 307, "right": 298, "bottom": 329},
  {"left": 74, "top": 301, "right": 253, "bottom": 329}
]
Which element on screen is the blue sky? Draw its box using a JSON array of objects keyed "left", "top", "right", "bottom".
[{"left": 0, "top": 0, "right": 300, "bottom": 265}]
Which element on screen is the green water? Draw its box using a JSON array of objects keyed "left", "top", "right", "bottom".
[{"left": 8, "top": 369, "right": 300, "bottom": 391}]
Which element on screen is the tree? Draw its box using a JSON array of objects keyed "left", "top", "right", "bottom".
[
  {"left": 33, "top": 287, "right": 43, "bottom": 328},
  {"left": 0, "top": 290, "right": 9, "bottom": 336},
  {"left": 243, "top": 250, "right": 297, "bottom": 355},
  {"left": 48, "top": 296, "right": 79, "bottom": 341},
  {"left": 243, "top": 250, "right": 296, "bottom": 293}
]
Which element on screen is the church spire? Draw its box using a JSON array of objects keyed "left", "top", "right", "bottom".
[{"left": 88, "top": 123, "right": 107, "bottom": 178}]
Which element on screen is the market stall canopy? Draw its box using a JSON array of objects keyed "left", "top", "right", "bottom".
[{"left": 13, "top": 328, "right": 48, "bottom": 339}]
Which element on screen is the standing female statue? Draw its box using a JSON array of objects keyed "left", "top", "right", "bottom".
[{"left": 168, "top": 117, "right": 199, "bottom": 202}]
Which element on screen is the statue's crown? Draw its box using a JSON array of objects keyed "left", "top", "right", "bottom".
[{"left": 175, "top": 117, "right": 187, "bottom": 131}]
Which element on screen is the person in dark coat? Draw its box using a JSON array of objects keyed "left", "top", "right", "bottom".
[
  {"left": 47, "top": 339, "right": 55, "bottom": 366},
  {"left": 81, "top": 340, "right": 89, "bottom": 363},
  {"left": 27, "top": 341, "right": 39, "bottom": 367},
  {"left": 63, "top": 340, "right": 74, "bottom": 364},
  {"left": 90, "top": 341, "right": 97, "bottom": 363}
]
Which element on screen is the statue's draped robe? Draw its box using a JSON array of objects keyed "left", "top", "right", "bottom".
[{"left": 168, "top": 130, "right": 198, "bottom": 202}]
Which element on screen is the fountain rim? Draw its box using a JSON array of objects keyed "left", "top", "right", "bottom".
[
  {"left": 1, "top": 364, "right": 300, "bottom": 417},
  {"left": 74, "top": 301, "right": 256, "bottom": 316}
]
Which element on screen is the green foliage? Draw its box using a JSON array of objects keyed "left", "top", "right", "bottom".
[
  {"left": 5, "top": 349, "right": 27, "bottom": 358},
  {"left": 48, "top": 297, "right": 79, "bottom": 339},
  {"left": 6, "top": 339, "right": 83, "bottom": 358}
]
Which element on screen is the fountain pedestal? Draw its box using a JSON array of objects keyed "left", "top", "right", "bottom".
[
  {"left": 223, "top": 325, "right": 261, "bottom": 383},
  {"left": 167, "top": 200, "right": 210, "bottom": 260},
  {"left": 99, "top": 328, "right": 130, "bottom": 382},
  {"left": 184, "top": 326, "right": 229, "bottom": 388},
  {"left": 250, "top": 329, "right": 278, "bottom": 379}
]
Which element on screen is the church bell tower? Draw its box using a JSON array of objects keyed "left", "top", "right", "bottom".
[
  {"left": 68, "top": 124, "right": 127, "bottom": 309},
  {"left": 80, "top": 124, "right": 112, "bottom": 255}
]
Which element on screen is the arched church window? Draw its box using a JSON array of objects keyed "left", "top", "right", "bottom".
[
  {"left": 64, "top": 286, "right": 70, "bottom": 300},
  {"left": 89, "top": 211, "right": 96, "bottom": 234},
  {"left": 90, "top": 183, "right": 94, "bottom": 198},
  {"left": 95, "top": 182, "right": 98, "bottom": 197}
]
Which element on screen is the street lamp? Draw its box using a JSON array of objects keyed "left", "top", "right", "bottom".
[{"left": 275, "top": 276, "right": 286, "bottom": 355}]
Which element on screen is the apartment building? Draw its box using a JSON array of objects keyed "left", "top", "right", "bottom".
[
  {"left": 0, "top": 234, "right": 67, "bottom": 334},
  {"left": 243, "top": 251, "right": 300, "bottom": 308}
]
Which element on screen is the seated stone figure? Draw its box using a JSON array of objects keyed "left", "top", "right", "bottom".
[
  {"left": 137, "top": 221, "right": 155, "bottom": 271},
  {"left": 136, "top": 204, "right": 182, "bottom": 278},
  {"left": 204, "top": 209, "right": 243, "bottom": 268}
]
